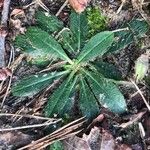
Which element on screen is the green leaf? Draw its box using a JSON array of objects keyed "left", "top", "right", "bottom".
[
  {"left": 35, "top": 11, "right": 63, "bottom": 33},
  {"left": 58, "top": 29, "right": 76, "bottom": 53},
  {"left": 108, "top": 30, "right": 134, "bottom": 53},
  {"left": 108, "top": 19, "right": 149, "bottom": 53},
  {"left": 12, "top": 71, "right": 68, "bottom": 97},
  {"left": 92, "top": 61, "right": 122, "bottom": 80},
  {"left": 15, "top": 27, "right": 72, "bottom": 64},
  {"left": 79, "top": 76, "right": 100, "bottom": 120},
  {"left": 49, "top": 141, "right": 64, "bottom": 150},
  {"left": 70, "top": 11, "right": 89, "bottom": 50},
  {"left": 77, "top": 31, "right": 114, "bottom": 63},
  {"left": 128, "top": 19, "right": 149, "bottom": 37},
  {"left": 85, "top": 71, "right": 127, "bottom": 114},
  {"left": 45, "top": 75, "right": 78, "bottom": 117}
]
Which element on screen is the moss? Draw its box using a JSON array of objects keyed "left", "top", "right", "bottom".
[{"left": 86, "top": 7, "right": 108, "bottom": 37}]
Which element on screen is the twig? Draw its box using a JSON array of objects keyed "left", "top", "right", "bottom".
[
  {"left": 1, "top": 75, "right": 12, "bottom": 107},
  {"left": 130, "top": 79, "right": 150, "bottom": 111},
  {"left": 117, "top": 0, "right": 126, "bottom": 14},
  {"left": 0, "top": 113, "right": 58, "bottom": 121},
  {"left": 113, "top": 27, "right": 129, "bottom": 33},
  {"left": 1, "top": 0, "right": 11, "bottom": 25},
  {"left": 119, "top": 110, "right": 146, "bottom": 128},
  {"left": 0, "top": 119, "right": 61, "bottom": 132},
  {"left": 1, "top": 45, "right": 15, "bottom": 107},
  {"left": 0, "top": 0, "right": 11, "bottom": 68},
  {"left": 39, "top": 61, "right": 67, "bottom": 73},
  {"left": 56, "top": 0, "right": 68, "bottom": 16},
  {"left": 19, "top": 117, "right": 85, "bottom": 150}
]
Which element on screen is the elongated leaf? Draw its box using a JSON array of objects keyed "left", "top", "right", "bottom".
[
  {"left": 45, "top": 75, "right": 78, "bottom": 117},
  {"left": 108, "top": 30, "right": 134, "bottom": 53},
  {"left": 15, "top": 27, "right": 72, "bottom": 64},
  {"left": 108, "top": 19, "right": 149, "bottom": 53},
  {"left": 12, "top": 71, "right": 68, "bottom": 97},
  {"left": 92, "top": 61, "right": 122, "bottom": 80},
  {"left": 79, "top": 76, "right": 100, "bottom": 120},
  {"left": 70, "top": 11, "right": 89, "bottom": 50},
  {"left": 128, "top": 19, "right": 149, "bottom": 37},
  {"left": 85, "top": 72, "right": 127, "bottom": 114},
  {"left": 58, "top": 29, "right": 76, "bottom": 53},
  {"left": 35, "top": 11, "right": 63, "bottom": 33},
  {"left": 77, "top": 31, "right": 114, "bottom": 63}
]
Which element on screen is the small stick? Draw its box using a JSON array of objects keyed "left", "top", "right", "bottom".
[
  {"left": 1, "top": 45, "right": 15, "bottom": 107},
  {"left": 0, "top": 0, "right": 11, "bottom": 68},
  {"left": 130, "top": 79, "right": 150, "bottom": 111},
  {"left": 0, "top": 113, "right": 58, "bottom": 121},
  {"left": 0, "top": 119, "right": 61, "bottom": 132},
  {"left": 40, "top": 61, "right": 67, "bottom": 73},
  {"left": 56, "top": 0, "right": 68, "bottom": 16}
]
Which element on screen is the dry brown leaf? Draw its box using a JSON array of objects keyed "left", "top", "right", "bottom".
[
  {"left": 0, "top": 131, "right": 33, "bottom": 148},
  {"left": 68, "top": 0, "right": 90, "bottom": 13},
  {"left": 63, "top": 127, "right": 132, "bottom": 150},
  {"left": 0, "top": 68, "right": 12, "bottom": 81}
]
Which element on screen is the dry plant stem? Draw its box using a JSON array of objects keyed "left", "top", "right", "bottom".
[
  {"left": 40, "top": 61, "right": 67, "bottom": 73},
  {"left": 35, "top": 130, "right": 83, "bottom": 150},
  {"left": 24, "top": 0, "right": 49, "bottom": 12},
  {"left": 1, "top": 46, "right": 15, "bottom": 107},
  {"left": 0, "top": 119, "right": 61, "bottom": 132},
  {"left": 56, "top": 0, "right": 68, "bottom": 16},
  {"left": 113, "top": 27, "right": 129, "bottom": 33},
  {"left": 119, "top": 110, "right": 146, "bottom": 128},
  {"left": 138, "top": 122, "right": 145, "bottom": 138},
  {"left": 117, "top": 0, "right": 126, "bottom": 14},
  {"left": 1, "top": 75, "right": 12, "bottom": 107},
  {"left": 0, "top": 0, "right": 11, "bottom": 68},
  {"left": 19, "top": 117, "right": 85, "bottom": 150},
  {"left": 10, "top": 54, "right": 25, "bottom": 71},
  {"left": 130, "top": 79, "right": 150, "bottom": 111},
  {"left": 0, "top": 113, "right": 58, "bottom": 121}
]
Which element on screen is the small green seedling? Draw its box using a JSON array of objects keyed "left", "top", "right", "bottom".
[{"left": 13, "top": 10, "right": 149, "bottom": 120}]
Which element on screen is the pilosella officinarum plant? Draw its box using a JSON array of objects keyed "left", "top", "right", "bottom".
[{"left": 12, "top": 10, "right": 149, "bottom": 120}]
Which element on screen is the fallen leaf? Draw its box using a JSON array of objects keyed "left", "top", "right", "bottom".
[
  {"left": 10, "top": 8, "right": 25, "bottom": 17},
  {"left": 0, "top": 131, "right": 33, "bottom": 148},
  {"left": 63, "top": 127, "right": 132, "bottom": 150},
  {"left": 0, "top": 68, "right": 12, "bottom": 81},
  {"left": 135, "top": 53, "right": 149, "bottom": 82},
  {"left": 68, "top": 0, "right": 90, "bottom": 13}
]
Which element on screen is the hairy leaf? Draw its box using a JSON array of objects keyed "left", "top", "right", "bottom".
[
  {"left": 70, "top": 11, "right": 89, "bottom": 51},
  {"left": 35, "top": 11, "right": 63, "bottom": 33},
  {"left": 12, "top": 71, "right": 68, "bottom": 97},
  {"left": 77, "top": 31, "right": 114, "bottom": 63},
  {"left": 108, "top": 19, "right": 149, "bottom": 53},
  {"left": 85, "top": 72, "right": 127, "bottom": 114},
  {"left": 58, "top": 29, "right": 76, "bottom": 53},
  {"left": 92, "top": 61, "right": 122, "bottom": 80},
  {"left": 79, "top": 77, "right": 100, "bottom": 120},
  {"left": 45, "top": 75, "right": 78, "bottom": 117},
  {"left": 128, "top": 19, "right": 149, "bottom": 37},
  {"left": 15, "top": 27, "right": 72, "bottom": 64}
]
